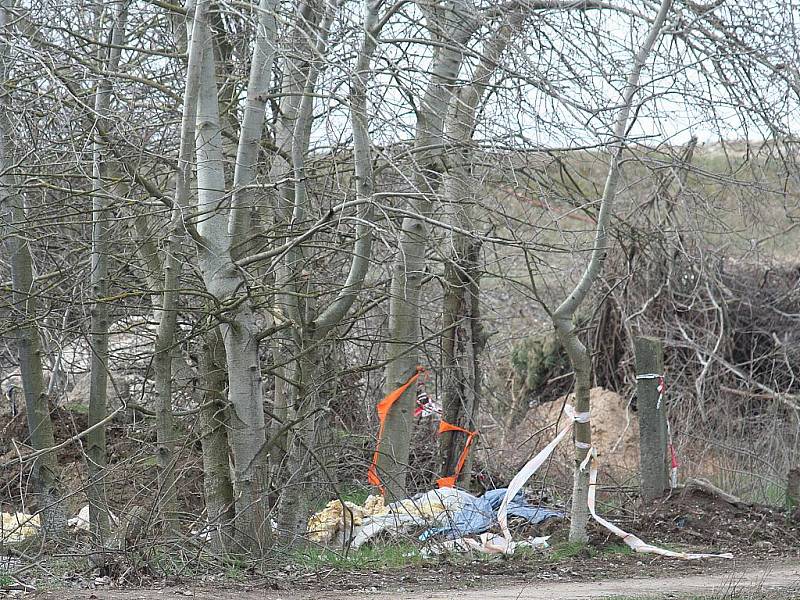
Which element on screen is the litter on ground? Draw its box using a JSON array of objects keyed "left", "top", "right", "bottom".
[
  {"left": 67, "top": 504, "right": 120, "bottom": 531},
  {"left": 306, "top": 487, "right": 562, "bottom": 554},
  {"left": 1, "top": 512, "right": 40, "bottom": 543}
]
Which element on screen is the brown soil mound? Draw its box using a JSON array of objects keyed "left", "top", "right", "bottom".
[{"left": 513, "top": 387, "right": 639, "bottom": 480}]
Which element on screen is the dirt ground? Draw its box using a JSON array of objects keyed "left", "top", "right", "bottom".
[
  {"left": 6, "top": 485, "right": 800, "bottom": 600},
  {"left": 5, "top": 400, "right": 800, "bottom": 600},
  {"left": 21, "top": 561, "right": 800, "bottom": 600}
]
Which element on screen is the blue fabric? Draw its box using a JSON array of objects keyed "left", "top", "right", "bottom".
[{"left": 419, "top": 488, "right": 563, "bottom": 540}]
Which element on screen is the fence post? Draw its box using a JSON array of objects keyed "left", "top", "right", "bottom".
[
  {"left": 634, "top": 336, "right": 668, "bottom": 500},
  {"left": 788, "top": 467, "right": 800, "bottom": 511}
]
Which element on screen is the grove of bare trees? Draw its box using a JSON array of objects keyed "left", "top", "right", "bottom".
[{"left": 2, "top": 0, "right": 799, "bottom": 568}]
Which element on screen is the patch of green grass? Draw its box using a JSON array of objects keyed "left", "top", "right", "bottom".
[
  {"left": 0, "top": 573, "right": 14, "bottom": 587},
  {"left": 292, "top": 542, "right": 422, "bottom": 570},
  {"left": 336, "top": 483, "right": 373, "bottom": 506},
  {"left": 547, "top": 540, "right": 633, "bottom": 561},
  {"left": 223, "top": 563, "right": 248, "bottom": 582},
  {"left": 548, "top": 540, "right": 589, "bottom": 560}
]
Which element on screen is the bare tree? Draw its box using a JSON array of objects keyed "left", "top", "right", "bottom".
[
  {"left": 86, "top": 0, "right": 127, "bottom": 549},
  {"left": 0, "top": 0, "right": 65, "bottom": 537},
  {"left": 185, "top": 0, "right": 278, "bottom": 553},
  {"left": 438, "top": 10, "right": 523, "bottom": 488},
  {"left": 549, "top": 0, "right": 673, "bottom": 542},
  {"left": 376, "top": 0, "right": 477, "bottom": 500}
]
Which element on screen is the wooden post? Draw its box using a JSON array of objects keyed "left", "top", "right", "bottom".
[
  {"left": 635, "top": 336, "right": 668, "bottom": 501},
  {"left": 788, "top": 467, "right": 800, "bottom": 510}
]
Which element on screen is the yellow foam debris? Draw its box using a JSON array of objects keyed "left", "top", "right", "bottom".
[
  {"left": 393, "top": 495, "right": 446, "bottom": 519},
  {"left": 362, "top": 494, "right": 386, "bottom": 516},
  {"left": 1, "top": 512, "right": 40, "bottom": 543},
  {"left": 306, "top": 494, "right": 388, "bottom": 544}
]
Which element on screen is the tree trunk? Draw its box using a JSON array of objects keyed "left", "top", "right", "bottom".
[
  {"left": 440, "top": 237, "right": 483, "bottom": 488},
  {"left": 199, "top": 325, "right": 235, "bottom": 549},
  {"left": 438, "top": 14, "right": 516, "bottom": 489},
  {"left": 132, "top": 207, "right": 180, "bottom": 529},
  {"left": 556, "top": 328, "right": 593, "bottom": 543},
  {"left": 276, "top": 344, "right": 321, "bottom": 540},
  {"left": 550, "top": 0, "right": 673, "bottom": 542},
  {"left": 273, "top": 0, "right": 373, "bottom": 542},
  {"left": 3, "top": 189, "right": 66, "bottom": 539},
  {"left": 378, "top": 0, "right": 476, "bottom": 501},
  {"left": 87, "top": 0, "right": 127, "bottom": 550},
  {"left": 266, "top": 0, "right": 321, "bottom": 508},
  {"left": 0, "top": 0, "right": 65, "bottom": 540},
  {"left": 152, "top": 239, "right": 180, "bottom": 529},
  {"left": 191, "top": 0, "right": 270, "bottom": 553}
]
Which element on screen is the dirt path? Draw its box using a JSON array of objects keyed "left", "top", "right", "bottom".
[
  {"left": 370, "top": 563, "right": 800, "bottom": 599},
  {"left": 29, "top": 562, "right": 800, "bottom": 600}
]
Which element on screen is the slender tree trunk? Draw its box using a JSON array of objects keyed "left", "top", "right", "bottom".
[
  {"left": 378, "top": 0, "right": 476, "bottom": 500},
  {"left": 440, "top": 237, "right": 483, "bottom": 487},
  {"left": 131, "top": 208, "right": 181, "bottom": 530},
  {"left": 275, "top": 0, "right": 348, "bottom": 540},
  {"left": 199, "top": 324, "right": 235, "bottom": 549},
  {"left": 267, "top": 0, "right": 321, "bottom": 502},
  {"left": 276, "top": 344, "right": 321, "bottom": 539},
  {"left": 152, "top": 240, "right": 180, "bottom": 529},
  {"left": 6, "top": 207, "right": 66, "bottom": 538},
  {"left": 550, "top": 0, "right": 673, "bottom": 542},
  {"left": 131, "top": 205, "right": 181, "bottom": 528},
  {"left": 0, "top": 0, "right": 65, "bottom": 539},
  {"left": 191, "top": 0, "right": 271, "bottom": 553},
  {"left": 87, "top": 0, "right": 127, "bottom": 550},
  {"left": 438, "top": 15, "right": 516, "bottom": 487},
  {"left": 1, "top": 75, "right": 66, "bottom": 538}
]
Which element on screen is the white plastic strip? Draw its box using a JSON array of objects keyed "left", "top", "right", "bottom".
[
  {"left": 635, "top": 373, "right": 662, "bottom": 379},
  {"left": 585, "top": 449, "right": 732, "bottom": 560},
  {"left": 574, "top": 411, "right": 591, "bottom": 423},
  {"left": 498, "top": 405, "right": 733, "bottom": 560},
  {"left": 498, "top": 404, "right": 579, "bottom": 541}
]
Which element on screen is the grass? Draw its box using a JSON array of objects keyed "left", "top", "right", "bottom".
[
  {"left": 547, "top": 540, "right": 633, "bottom": 561},
  {"left": 292, "top": 541, "right": 423, "bottom": 569},
  {"left": 335, "top": 483, "right": 374, "bottom": 506},
  {"left": 708, "top": 470, "right": 789, "bottom": 507},
  {"left": 61, "top": 402, "right": 88, "bottom": 414}
]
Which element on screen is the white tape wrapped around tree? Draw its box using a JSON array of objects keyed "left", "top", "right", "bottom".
[{"left": 497, "top": 405, "right": 733, "bottom": 560}]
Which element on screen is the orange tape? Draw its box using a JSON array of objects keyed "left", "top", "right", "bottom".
[
  {"left": 436, "top": 420, "right": 478, "bottom": 489},
  {"left": 367, "top": 366, "right": 426, "bottom": 494}
]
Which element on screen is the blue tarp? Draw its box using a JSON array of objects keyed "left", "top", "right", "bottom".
[{"left": 419, "top": 488, "right": 563, "bottom": 540}]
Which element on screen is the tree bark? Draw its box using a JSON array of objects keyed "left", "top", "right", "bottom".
[
  {"left": 132, "top": 207, "right": 181, "bottom": 529},
  {"left": 440, "top": 239, "right": 483, "bottom": 487},
  {"left": 275, "top": 0, "right": 368, "bottom": 541},
  {"left": 87, "top": 0, "right": 127, "bottom": 550},
  {"left": 0, "top": 3, "right": 65, "bottom": 532},
  {"left": 267, "top": 0, "right": 322, "bottom": 506},
  {"left": 378, "top": 0, "right": 476, "bottom": 501},
  {"left": 190, "top": 0, "right": 272, "bottom": 554},
  {"left": 438, "top": 13, "right": 517, "bottom": 488},
  {"left": 199, "top": 324, "right": 235, "bottom": 549}
]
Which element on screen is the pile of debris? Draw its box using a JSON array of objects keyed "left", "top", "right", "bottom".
[{"left": 306, "top": 487, "right": 562, "bottom": 554}]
